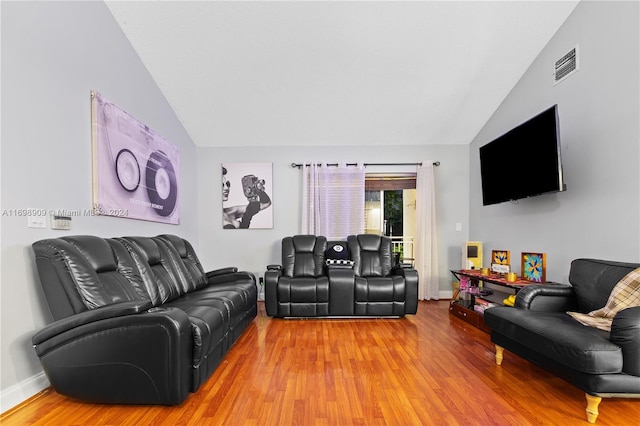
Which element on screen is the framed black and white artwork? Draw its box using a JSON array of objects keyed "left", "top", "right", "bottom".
[{"left": 222, "top": 162, "right": 273, "bottom": 229}]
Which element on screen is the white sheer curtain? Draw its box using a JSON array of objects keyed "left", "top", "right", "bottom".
[
  {"left": 415, "top": 162, "right": 440, "bottom": 300},
  {"left": 301, "top": 163, "right": 365, "bottom": 240}
]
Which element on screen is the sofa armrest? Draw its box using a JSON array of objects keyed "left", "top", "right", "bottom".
[
  {"left": 205, "top": 269, "right": 256, "bottom": 286},
  {"left": 392, "top": 263, "right": 414, "bottom": 270},
  {"left": 515, "top": 284, "right": 578, "bottom": 311},
  {"left": 264, "top": 269, "right": 282, "bottom": 316},
  {"left": 327, "top": 267, "right": 355, "bottom": 316},
  {"left": 206, "top": 267, "right": 238, "bottom": 278},
  {"left": 611, "top": 306, "right": 640, "bottom": 376},
  {"left": 32, "top": 305, "right": 193, "bottom": 405},
  {"left": 390, "top": 266, "right": 419, "bottom": 314},
  {"left": 32, "top": 300, "right": 153, "bottom": 345}
]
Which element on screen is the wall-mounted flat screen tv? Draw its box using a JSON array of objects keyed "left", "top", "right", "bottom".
[{"left": 479, "top": 105, "right": 566, "bottom": 206}]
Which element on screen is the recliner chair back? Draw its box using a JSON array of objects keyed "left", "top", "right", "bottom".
[
  {"left": 282, "top": 235, "right": 327, "bottom": 277},
  {"left": 348, "top": 234, "right": 393, "bottom": 277},
  {"left": 116, "top": 236, "right": 196, "bottom": 305},
  {"left": 32, "top": 236, "right": 150, "bottom": 320},
  {"left": 156, "top": 234, "right": 208, "bottom": 288}
]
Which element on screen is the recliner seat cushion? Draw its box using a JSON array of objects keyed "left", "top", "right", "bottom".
[
  {"left": 484, "top": 307, "right": 623, "bottom": 374},
  {"left": 354, "top": 276, "right": 406, "bottom": 316},
  {"left": 276, "top": 276, "right": 330, "bottom": 316}
]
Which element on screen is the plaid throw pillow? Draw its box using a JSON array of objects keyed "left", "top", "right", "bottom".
[{"left": 568, "top": 266, "right": 640, "bottom": 331}]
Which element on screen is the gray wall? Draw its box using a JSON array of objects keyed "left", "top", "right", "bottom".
[
  {"left": 469, "top": 0, "right": 640, "bottom": 283},
  {"left": 0, "top": 1, "right": 199, "bottom": 409},
  {"left": 196, "top": 144, "right": 470, "bottom": 295}
]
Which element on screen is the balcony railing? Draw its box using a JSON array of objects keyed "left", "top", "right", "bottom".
[{"left": 390, "top": 236, "right": 414, "bottom": 265}]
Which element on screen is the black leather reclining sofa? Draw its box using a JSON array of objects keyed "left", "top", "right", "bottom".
[
  {"left": 265, "top": 234, "right": 419, "bottom": 317},
  {"left": 31, "top": 234, "right": 257, "bottom": 405},
  {"left": 483, "top": 258, "right": 640, "bottom": 423}
]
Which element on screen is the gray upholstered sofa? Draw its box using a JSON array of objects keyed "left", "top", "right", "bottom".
[
  {"left": 265, "top": 234, "right": 418, "bottom": 317},
  {"left": 484, "top": 258, "right": 640, "bottom": 423},
  {"left": 31, "top": 234, "right": 257, "bottom": 405}
]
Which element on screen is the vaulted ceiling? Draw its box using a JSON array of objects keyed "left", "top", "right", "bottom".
[{"left": 106, "top": 1, "right": 579, "bottom": 148}]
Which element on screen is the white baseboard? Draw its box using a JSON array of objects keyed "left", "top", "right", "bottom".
[
  {"left": 439, "top": 290, "right": 454, "bottom": 299},
  {"left": 0, "top": 372, "right": 49, "bottom": 414}
]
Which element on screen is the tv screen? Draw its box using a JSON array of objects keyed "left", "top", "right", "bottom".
[{"left": 479, "top": 105, "right": 566, "bottom": 206}]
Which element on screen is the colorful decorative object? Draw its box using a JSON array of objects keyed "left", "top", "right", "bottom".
[
  {"left": 492, "top": 250, "right": 510, "bottom": 265},
  {"left": 491, "top": 250, "right": 510, "bottom": 273},
  {"left": 521, "top": 252, "right": 547, "bottom": 282}
]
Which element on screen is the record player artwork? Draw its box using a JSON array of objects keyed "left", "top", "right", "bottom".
[{"left": 91, "top": 91, "right": 180, "bottom": 224}]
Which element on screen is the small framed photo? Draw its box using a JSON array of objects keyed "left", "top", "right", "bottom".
[
  {"left": 521, "top": 252, "right": 546, "bottom": 282},
  {"left": 491, "top": 250, "right": 510, "bottom": 273}
]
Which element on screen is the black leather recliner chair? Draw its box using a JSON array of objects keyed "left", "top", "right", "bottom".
[
  {"left": 265, "top": 235, "right": 329, "bottom": 317},
  {"left": 265, "top": 234, "right": 418, "bottom": 318},
  {"left": 348, "top": 234, "right": 418, "bottom": 316}
]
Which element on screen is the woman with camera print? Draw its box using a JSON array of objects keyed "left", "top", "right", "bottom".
[{"left": 222, "top": 166, "right": 271, "bottom": 229}]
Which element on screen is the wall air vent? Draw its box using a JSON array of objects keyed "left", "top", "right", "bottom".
[{"left": 554, "top": 45, "right": 579, "bottom": 85}]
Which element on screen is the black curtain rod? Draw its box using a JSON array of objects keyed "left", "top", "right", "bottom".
[{"left": 291, "top": 161, "right": 440, "bottom": 168}]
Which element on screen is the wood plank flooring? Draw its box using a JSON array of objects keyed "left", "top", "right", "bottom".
[{"left": 2, "top": 300, "right": 639, "bottom": 425}]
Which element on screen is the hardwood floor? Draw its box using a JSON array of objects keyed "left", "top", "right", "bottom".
[{"left": 3, "top": 301, "right": 639, "bottom": 425}]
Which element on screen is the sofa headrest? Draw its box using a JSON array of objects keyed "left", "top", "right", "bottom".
[
  {"left": 157, "top": 234, "right": 187, "bottom": 257},
  {"left": 62, "top": 235, "right": 116, "bottom": 273},
  {"left": 352, "top": 234, "right": 382, "bottom": 251},
  {"left": 292, "top": 235, "right": 325, "bottom": 252},
  {"left": 122, "top": 236, "right": 161, "bottom": 265}
]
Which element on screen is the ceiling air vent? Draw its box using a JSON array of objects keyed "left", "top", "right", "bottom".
[{"left": 554, "top": 45, "right": 579, "bottom": 85}]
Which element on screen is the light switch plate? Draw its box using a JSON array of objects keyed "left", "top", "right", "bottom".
[{"left": 27, "top": 215, "right": 47, "bottom": 228}]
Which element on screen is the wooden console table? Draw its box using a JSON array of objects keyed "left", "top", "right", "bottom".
[{"left": 449, "top": 269, "right": 541, "bottom": 332}]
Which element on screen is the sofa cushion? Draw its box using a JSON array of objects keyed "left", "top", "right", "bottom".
[
  {"left": 569, "top": 258, "right": 640, "bottom": 313},
  {"left": 282, "top": 235, "right": 327, "bottom": 278},
  {"left": 156, "top": 235, "right": 208, "bottom": 290},
  {"left": 485, "top": 307, "right": 623, "bottom": 374},
  {"left": 568, "top": 266, "right": 640, "bottom": 331},
  {"left": 59, "top": 236, "right": 149, "bottom": 308},
  {"left": 348, "top": 234, "right": 393, "bottom": 277},
  {"left": 117, "top": 237, "right": 188, "bottom": 305}
]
